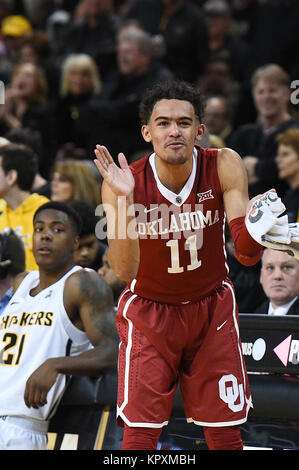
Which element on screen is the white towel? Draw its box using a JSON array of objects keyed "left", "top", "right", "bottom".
[
  {"left": 245, "top": 191, "right": 299, "bottom": 260},
  {"left": 262, "top": 227, "right": 299, "bottom": 260},
  {"left": 245, "top": 191, "right": 286, "bottom": 243}
]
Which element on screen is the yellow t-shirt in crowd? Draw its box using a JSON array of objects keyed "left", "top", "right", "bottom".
[{"left": 0, "top": 193, "right": 49, "bottom": 270}]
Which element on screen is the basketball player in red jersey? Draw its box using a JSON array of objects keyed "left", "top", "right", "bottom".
[{"left": 94, "top": 81, "right": 265, "bottom": 450}]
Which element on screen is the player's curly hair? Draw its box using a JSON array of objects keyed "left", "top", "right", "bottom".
[
  {"left": 33, "top": 201, "right": 82, "bottom": 236},
  {"left": 68, "top": 200, "right": 98, "bottom": 237},
  {"left": 139, "top": 80, "right": 205, "bottom": 124}
]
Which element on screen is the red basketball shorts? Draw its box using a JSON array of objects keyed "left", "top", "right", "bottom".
[{"left": 116, "top": 279, "right": 252, "bottom": 428}]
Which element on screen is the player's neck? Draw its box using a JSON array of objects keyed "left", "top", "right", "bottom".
[
  {"left": 155, "top": 157, "right": 193, "bottom": 194},
  {"left": 33, "top": 263, "right": 75, "bottom": 294}
]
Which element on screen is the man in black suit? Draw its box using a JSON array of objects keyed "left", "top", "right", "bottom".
[{"left": 254, "top": 248, "right": 299, "bottom": 315}]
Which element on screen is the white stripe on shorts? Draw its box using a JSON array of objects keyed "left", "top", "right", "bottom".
[{"left": 117, "top": 292, "right": 169, "bottom": 428}]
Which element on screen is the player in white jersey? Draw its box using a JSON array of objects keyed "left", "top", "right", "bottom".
[{"left": 0, "top": 201, "right": 118, "bottom": 450}]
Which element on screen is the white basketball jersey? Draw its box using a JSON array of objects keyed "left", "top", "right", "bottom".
[{"left": 0, "top": 266, "right": 91, "bottom": 422}]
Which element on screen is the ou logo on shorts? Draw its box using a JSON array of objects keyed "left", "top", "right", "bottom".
[{"left": 218, "top": 374, "right": 245, "bottom": 412}]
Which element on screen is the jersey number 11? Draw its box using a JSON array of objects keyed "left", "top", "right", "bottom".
[{"left": 167, "top": 235, "right": 201, "bottom": 273}]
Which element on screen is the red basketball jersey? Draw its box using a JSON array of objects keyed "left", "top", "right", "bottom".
[{"left": 128, "top": 146, "right": 228, "bottom": 304}]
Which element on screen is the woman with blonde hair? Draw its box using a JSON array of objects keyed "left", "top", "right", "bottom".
[
  {"left": 51, "top": 160, "right": 101, "bottom": 208},
  {"left": 60, "top": 53, "right": 101, "bottom": 97},
  {"left": 53, "top": 54, "right": 102, "bottom": 158}
]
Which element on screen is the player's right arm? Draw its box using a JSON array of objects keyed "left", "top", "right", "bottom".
[{"left": 94, "top": 145, "right": 140, "bottom": 282}]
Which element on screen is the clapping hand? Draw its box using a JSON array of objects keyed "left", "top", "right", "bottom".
[{"left": 94, "top": 145, "right": 135, "bottom": 197}]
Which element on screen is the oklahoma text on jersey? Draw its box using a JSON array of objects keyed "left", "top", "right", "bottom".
[{"left": 136, "top": 203, "right": 220, "bottom": 239}]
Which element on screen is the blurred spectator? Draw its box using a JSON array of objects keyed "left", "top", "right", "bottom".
[
  {"left": 0, "top": 228, "right": 25, "bottom": 315},
  {"left": 51, "top": 160, "right": 101, "bottom": 208},
  {"left": 19, "top": 30, "right": 51, "bottom": 67},
  {"left": 203, "top": 95, "right": 235, "bottom": 147},
  {"left": 80, "top": 27, "right": 174, "bottom": 162},
  {"left": 0, "top": 143, "right": 49, "bottom": 270},
  {"left": 230, "top": 0, "right": 257, "bottom": 43},
  {"left": 124, "top": 0, "right": 210, "bottom": 83},
  {"left": 244, "top": 0, "right": 299, "bottom": 80},
  {"left": 4, "top": 127, "right": 51, "bottom": 198},
  {"left": 0, "top": 61, "right": 56, "bottom": 178},
  {"left": 45, "top": 8, "right": 71, "bottom": 46},
  {"left": 116, "top": 19, "right": 166, "bottom": 62},
  {"left": 50, "top": 0, "right": 120, "bottom": 81},
  {"left": 196, "top": 53, "right": 241, "bottom": 122},
  {"left": 69, "top": 199, "right": 106, "bottom": 271},
  {"left": 254, "top": 248, "right": 299, "bottom": 315},
  {"left": 276, "top": 128, "right": 299, "bottom": 223},
  {"left": 202, "top": 0, "right": 250, "bottom": 83},
  {"left": 21, "top": 0, "right": 72, "bottom": 29},
  {"left": 0, "top": 14, "right": 32, "bottom": 83},
  {"left": 18, "top": 30, "right": 58, "bottom": 98},
  {"left": 230, "top": 64, "right": 299, "bottom": 199},
  {"left": 0, "top": 61, "right": 47, "bottom": 130},
  {"left": 98, "top": 248, "right": 126, "bottom": 307},
  {"left": 53, "top": 53, "right": 101, "bottom": 159},
  {"left": 116, "top": 27, "right": 172, "bottom": 81},
  {"left": 0, "top": 0, "right": 13, "bottom": 25}
]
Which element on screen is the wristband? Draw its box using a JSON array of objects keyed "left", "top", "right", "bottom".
[{"left": 229, "top": 216, "right": 263, "bottom": 266}]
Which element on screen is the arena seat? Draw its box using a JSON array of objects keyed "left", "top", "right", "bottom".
[{"left": 47, "top": 367, "right": 122, "bottom": 450}]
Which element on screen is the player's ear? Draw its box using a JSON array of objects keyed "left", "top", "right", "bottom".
[
  {"left": 196, "top": 124, "right": 206, "bottom": 143},
  {"left": 141, "top": 125, "right": 152, "bottom": 143},
  {"left": 6, "top": 169, "right": 18, "bottom": 187},
  {"left": 73, "top": 236, "right": 79, "bottom": 252}
]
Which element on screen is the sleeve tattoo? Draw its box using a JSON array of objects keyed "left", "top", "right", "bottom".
[{"left": 78, "top": 270, "right": 119, "bottom": 341}]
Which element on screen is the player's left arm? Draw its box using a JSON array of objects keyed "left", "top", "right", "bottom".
[
  {"left": 69, "top": 268, "right": 119, "bottom": 368},
  {"left": 24, "top": 270, "right": 119, "bottom": 409},
  {"left": 218, "top": 147, "right": 263, "bottom": 266}
]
